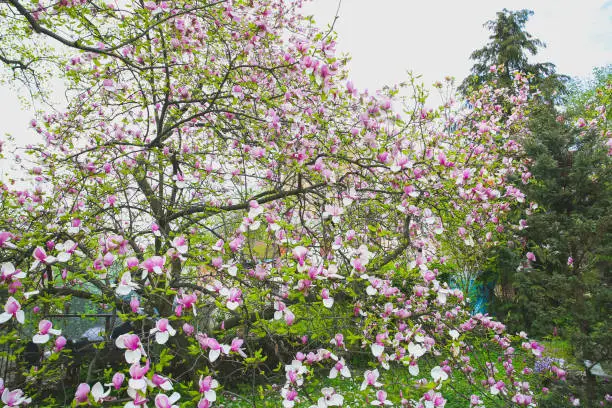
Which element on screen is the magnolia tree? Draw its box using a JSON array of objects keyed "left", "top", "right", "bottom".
[{"left": 0, "top": 0, "right": 571, "bottom": 406}]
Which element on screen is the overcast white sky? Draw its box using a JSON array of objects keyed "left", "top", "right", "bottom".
[
  {"left": 1, "top": 0, "right": 611, "bottom": 153},
  {"left": 302, "top": 0, "right": 611, "bottom": 91}
]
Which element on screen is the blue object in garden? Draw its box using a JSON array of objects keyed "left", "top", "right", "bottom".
[{"left": 448, "top": 278, "right": 491, "bottom": 315}]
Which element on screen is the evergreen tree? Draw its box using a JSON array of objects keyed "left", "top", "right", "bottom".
[
  {"left": 514, "top": 70, "right": 612, "bottom": 406},
  {"left": 460, "top": 9, "right": 567, "bottom": 103}
]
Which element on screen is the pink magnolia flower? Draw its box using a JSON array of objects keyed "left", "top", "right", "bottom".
[
  {"left": 141, "top": 255, "right": 165, "bottom": 278},
  {"left": 421, "top": 390, "right": 446, "bottom": 407},
  {"left": 321, "top": 288, "right": 334, "bottom": 308},
  {"left": 371, "top": 339, "right": 385, "bottom": 358},
  {"left": 512, "top": 393, "right": 533, "bottom": 406},
  {"left": 126, "top": 257, "right": 140, "bottom": 268},
  {"left": 105, "top": 195, "right": 117, "bottom": 208},
  {"left": 231, "top": 85, "right": 244, "bottom": 99},
  {"left": 1, "top": 263, "right": 25, "bottom": 282},
  {"left": 150, "top": 318, "right": 176, "bottom": 344},
  {"left": 524, "top": 340, "right": 544, "bottom": 357},
  {"left": 171, "top": 236, "right": 188, "bottom": 254},
  {"left": 228, "top": 235, "right": 244, "bottom": 252},
  {"left": 176, "top": 292, "right": 198, "bottom": 316},
  {"left": 285, "top": 360, "right": 308, "bottom": 386},
  {"left": 125, "top": 393, "right": 149, "bottom": 408},
  {"left": 322, "top": 204, "right": 344, "bottom": 223},
  {"left": 330, "top": 333, "right": 345, "bottom": 349},
  {"left": 274, "top": 301, "right": 287, "bottom": 320},
  {"left": 74, "top": 383, "right": 90, "bottom": 403},
  {"left": 182, "top": 323, "right": 194, "bottom": 336},
  {"left": 230, "top": 338, "right": 247, "bottom": 357},
  {"left": 346, "top": 80, "right": 357, "bottom": 96},
  {"left": 371, "top": 390, "right": 392, "bottom": 406},
  {"left": 55, "top": 336, "right": 67, "bottom": 352},
  {"left": 292, "top": 246, "right": 309, "bottom": 271},
  {"left": 68, "top": 218, "right": 82, "bottom": 234},
  {"left": 0, "top": 232, "right": 16, "bottom": 249},
  {"left": 143, "top": 0, "right": 162, "bottom": 13},
  {"left": 220, "top": 287, "right": 242, "bottom": 311},
  {"left": 155, "top": 393, "right": 180, "bottom": 408},
  {"left": 490, "top": 380, "right": 506, "bottom": 396},
  {"left": 107, "top": 372, "right": 124, "bottom": 390},
  {"left": 56, "top": 240, "right": 80, "bottom": 262},
  {"left": 281, "top": 387, "right": 299, "bottom": 408},
  {"left": 130, "top": 297, "right": 140, "bottom": 313},
  {"left": 33, "top": 319, "right": 61, "bottom": 344},
  {"left": 128, "top": 359, "right": 150, "bottom": 394},
  {"left": 284, "top": 309, "right": 295, "bottom": 326},
  {"left": 102, "top": 252, "right": 115, "bottom": 267},
  {"left": 329, "top": 358, "right": 350, "bottom": 379},
  {"left": 1, "top": 387, "right": 31, "bottom": 407},
  {"left": 150, "top": 374, "right": 173, "bottom": 390},
  {"left": 115, "top": 333, "right": 146, "bottom": 363},
  {"left": 409, "top": 360, "right": 420, "bottom": 376},
  {"left": 102, "top": 78, "right": 115, "bottom": 91},
  {"left": 197, "top": 398, "right": 212, "bottom": 408},
  {"left": 360, "top": 369, "right": 382, "bottom": 390},
  {"left": 526, "top": 252, "right": 536, "bottom": 262},
  {"left": 198, "top": 375, "right": 219, "bottom": 402},
  {"left": 431, "top": 366, "right": 448, "bottom": 382},
  {"left": 0, "top": 297, "right": 24, "bottom": 324},
  {"left": 197, "top": 334, "right": 226, "bottom": 362},
  {"left": 211, "top": 239, "right": 224, "bottom": 252},
  {"left": 30, "top": 246, "right": 57, "bottom": 270}
]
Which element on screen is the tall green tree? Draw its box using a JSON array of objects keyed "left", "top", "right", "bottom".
[
  {"left": 460, "top": 8, "right": 567, "bottom": 103},
  {"left": 512, "top": 69, "right": 612, "bottom": 406}
]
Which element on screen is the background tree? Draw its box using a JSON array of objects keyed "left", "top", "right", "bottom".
[
  {"left": 459, "top": 8, "right": 567, "bottom": 103},
  {"left": 510, "top": 68, "right": 612, "bottom": 407}
]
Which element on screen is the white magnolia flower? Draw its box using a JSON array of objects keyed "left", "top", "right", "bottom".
[
  {"left": 408, "top": 342, "right": 426, "bottom": 358},
  {"left": 371, "top": 343, "right": 384, "bottom": 357},
  {"left": 431, "top": 366, "right": 448, "bottom": 382},
  {"left": 317, "top": 387, "right": 343, "bottom": 407},
  {"left": 116, "top": 272, "right": 139, "bottom": 296},
  {"left": 91, "top": 382, "right": 111, "bottom": 402}
]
